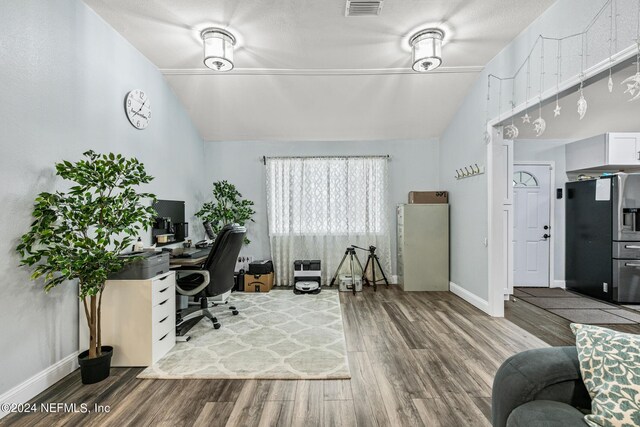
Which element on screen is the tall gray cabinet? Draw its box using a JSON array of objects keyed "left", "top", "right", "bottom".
[{"left": 397, "top": 204, "right": 449, "bottom": 291}]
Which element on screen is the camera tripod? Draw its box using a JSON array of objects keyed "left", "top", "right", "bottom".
[{"left": 329, "top": 245, "right": 389, "bottom": 294}]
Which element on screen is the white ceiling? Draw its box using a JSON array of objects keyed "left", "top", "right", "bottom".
[{"left": 84, "top": 0, "right": 555, "bottom": 141}]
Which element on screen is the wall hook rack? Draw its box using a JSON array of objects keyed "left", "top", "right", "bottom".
[{"left": 455, "top": 163, "right": 485, "bottom": 180}]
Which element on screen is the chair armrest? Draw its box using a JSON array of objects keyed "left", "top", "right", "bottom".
[
  {"left": 175, "top": 270, "right": 210, "bottom": 296},
  {"left": 492, "top": 346, "right": 590, "bottom": 427}
]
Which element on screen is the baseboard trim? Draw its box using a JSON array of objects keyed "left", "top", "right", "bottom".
[
  {"left": 551, "top": 280, "right": 566, "bottom": 289},
  {"left": 0, "top": 352, "right": 78, "bottom": 419},
  {"left": 449, "top": 281, "right": 490, "bottom": 314}
]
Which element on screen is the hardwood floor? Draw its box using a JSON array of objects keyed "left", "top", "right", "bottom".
[
  {"left": 2, "top": 287, "right": 549, "bottom": 427},
  {"left": 505, "top": 293, "right": 640, "bottom": 346}
]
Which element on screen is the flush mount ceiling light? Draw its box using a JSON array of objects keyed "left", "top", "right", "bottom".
[
  {"left": 409, "top": 28, "right": 444, "bottom": 72},
  {"left": 201, "top": 28, "right": 236, "bottom": 71}
]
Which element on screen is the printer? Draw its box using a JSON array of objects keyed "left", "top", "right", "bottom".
[{"left": 108, "top": 252, "right": 170, "bottom": 280}]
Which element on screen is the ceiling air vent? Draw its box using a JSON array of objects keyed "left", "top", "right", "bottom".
[{"left": 345, "top": 0, "right": 383, "bottom": 17}]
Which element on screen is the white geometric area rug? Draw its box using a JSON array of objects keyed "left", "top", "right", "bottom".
[{"left": 138, "top": 289, "right": 351, "bottom": 380}]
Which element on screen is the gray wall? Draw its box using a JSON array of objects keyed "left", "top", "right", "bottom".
[
  {"left": 514, "top": 139, "right": 570, "bottom": 283},
  {"left": 0, "top": 0, "right": 204, "bottom": 395},
  {"left": 438, "top": 0, "right": 639, "bottom": 301},
  {"left": 203, "top": 139, "right": 440, "bottom": 275}
]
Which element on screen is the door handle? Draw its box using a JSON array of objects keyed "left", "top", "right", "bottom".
[
  {"left": 625, "top": 245, "right": 640, "bottom": 249},
  {"left": 543, "top": 234, "right": 551, "bottom": 239},
  {"left": 625, "top": 263, "right": 640, "bottom": 267},
  {"left": 544, "top": 225, "right": 549, "bottom": 230}
]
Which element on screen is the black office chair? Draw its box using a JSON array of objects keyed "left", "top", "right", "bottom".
[{"left": 175, "top": 224, "right": 245, "bottom": 339}]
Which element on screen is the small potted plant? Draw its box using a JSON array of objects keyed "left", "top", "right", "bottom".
[
  {"left": 196, "top": 180, "right": 255, "bottom": 244},
  {"left": 17, "top": 151, "right": 156, "bottom": 384}
]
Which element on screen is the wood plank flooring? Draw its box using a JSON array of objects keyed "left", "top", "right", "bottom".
[
  {"left": 2, "top": 287, "right": 549, "bottom": 427},
  {"left": 505, "top": 293, "right": 640, "bottom": 346}
]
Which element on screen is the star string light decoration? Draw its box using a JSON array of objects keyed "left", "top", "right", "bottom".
[
  {"left": 609, "top": 72, "right": 614, "bottom": 93},
  {"left": 504, "top": 123, "right": 519, "bottom": 139},
  {"left": 533, "top": 117, "right": 546, "bottom": 137},
  {"left": 533, "top": 106, "right": 546, "bottom": 137},
  {"left": 623, "top": 2, "right": 640, "bottom": 101},
  {"left": 521, "top": 57, "right": 532, "bottom": 124},
  {"left": 576, "top": 34, "right": 588, "bottom": 120},
  {"left": 503, "top": 96, "right": 519, "bottom": 139},
  {"left": 622, "top": 47, "right": 640, "bottom": 101},
  {"left": 554, "top": 39, "right": 562, "bottom": 118},
  {"left": 577, "top": 81, "right": 588, "bottom": 120},
  {"left": 623, "top": 69, "right": 640, "bottom": 101},
  {"left": 484, "top": 77, "right": 491, "bottom": 144},
  {"left": 608, "top": 0, "right": 615, "bottom": 93},
  {"left": 533, "top": 41, "right": 547, "bottom": 137},
  {"left": 554, "top": 103, "right": 562, "bottom": 117}
]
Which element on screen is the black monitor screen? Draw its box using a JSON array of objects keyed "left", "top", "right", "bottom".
[
  {"left": 152, "top": 200, "right": 187, "bottom": 245},
  {"left": 153, "top": 200, "right": 185, "bottom": 223}
]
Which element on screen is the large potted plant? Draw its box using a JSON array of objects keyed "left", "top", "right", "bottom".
[
  {"left": 196, "top": 180, "right": 255, "bottom": 244},
  {"left": 16, "top": 151, "right": 156, "bottom": 384}
]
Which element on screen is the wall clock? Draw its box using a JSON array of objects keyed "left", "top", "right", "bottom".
[{"left": 124, "top": 89, "right": 151, "bottom": 130}]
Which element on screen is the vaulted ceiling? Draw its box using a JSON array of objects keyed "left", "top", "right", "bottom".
[{"left": 84, "top": 0, "right": 555, "bottom": 141}]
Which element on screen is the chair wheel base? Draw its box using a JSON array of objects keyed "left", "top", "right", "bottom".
[
  {"left": 229, "top": 306, "right": 236, "bottom": 310},
  {"left": 232, "top": 310, "right": 239, "bottom": 315},
  {"left": 213, "top": 323, "right": 221, "bottom": 329}
]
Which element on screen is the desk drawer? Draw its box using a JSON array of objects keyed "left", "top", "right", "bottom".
[
  {"left": 152, "top": 328, "right": 175, "bottom": 363},
  {"left": 152, "top": 272, "right": 175, "bottom": 307},
  {"left": 152, "top": 296, "right": 174, "bottom": 335},
  {"left": 152, "top": 306, "right": 175, "bottom": 342}
]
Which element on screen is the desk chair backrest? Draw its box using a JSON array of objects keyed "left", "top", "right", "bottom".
[{"left": 202, "top": 224, "right": 246, "bottom": 297}]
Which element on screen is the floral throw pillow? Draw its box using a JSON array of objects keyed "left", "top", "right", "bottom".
[{"left": 571, "top": 323, "right": 640, "bottom": 427}]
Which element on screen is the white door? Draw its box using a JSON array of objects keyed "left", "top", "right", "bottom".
[{"left": 513, "top": 164, "right": 551, "bottom": 287}]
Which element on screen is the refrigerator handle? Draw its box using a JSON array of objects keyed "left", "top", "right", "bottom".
[
  {"left": 625, "top": 263, "right": 640, "bottom": 267},
  {"left": 625, "top": 245, "right": 640, "bottom": 249}
]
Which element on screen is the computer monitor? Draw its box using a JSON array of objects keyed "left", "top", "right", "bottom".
[
  {"left": 203, "top": 221, "right": 216, "bottom": 240},
  {"left": 152, "top": 200, "right": 187, "bottom": 246}
]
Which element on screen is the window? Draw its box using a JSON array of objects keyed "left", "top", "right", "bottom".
[
  {"left": 264, "top": 156, "right": 391, "bottom": 286},
  {"left": 265, "top": 156, "right": 388, "bottom": 235},
  {"left": 513, "top": 171, "right": 539, "bottom": 188}
]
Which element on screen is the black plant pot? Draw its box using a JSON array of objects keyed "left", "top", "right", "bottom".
[{"left": 78, "top": 346, "right": 113, "bottom": 384}]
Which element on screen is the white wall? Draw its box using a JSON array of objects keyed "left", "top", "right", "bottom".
[
  {"left": 439, "top": 0, "right": 640, "bottom": 302},
  {"left": 203, "top": 139, "right": 440, "bottom": 275},
  {"left": 0, "top": 0, "right": 204, "bottom": 396},
  {"left": 514, "top": 139, "right": 570, "bottom": 283}
]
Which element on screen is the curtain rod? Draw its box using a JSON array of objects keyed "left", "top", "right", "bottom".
[{"left": 261, "top": 155, "right": 390, "bottom": 165}]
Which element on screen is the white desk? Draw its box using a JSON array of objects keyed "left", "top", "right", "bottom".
[{"left": 79, "top": 271, "right": 176, "bottom": 367}]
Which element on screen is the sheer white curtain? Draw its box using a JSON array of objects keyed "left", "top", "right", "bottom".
[{"left": 265, "top": 156, "right": 391, "bottom": 286}]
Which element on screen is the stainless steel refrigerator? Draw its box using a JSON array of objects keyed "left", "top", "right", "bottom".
[{"left": 566, "top": 173, "right": 640, "bottom": 303}]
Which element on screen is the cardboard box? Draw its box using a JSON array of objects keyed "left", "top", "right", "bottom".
[
  {"left": 408, "top": 191, "right": 448, "bottom": 204},
  {"left": 244, "top": 272, "right": 274, "bottom": 292}
]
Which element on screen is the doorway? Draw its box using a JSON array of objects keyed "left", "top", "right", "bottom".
[{"left": 513, "top": 163, "right": 554, "bottom": 287}]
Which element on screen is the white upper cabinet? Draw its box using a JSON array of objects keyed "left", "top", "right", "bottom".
[
  {"left": 566, "top": 133, "right": 640, "bottom": 172},
  {"left": 607, "top": 134, "right": 640, "bottom": 165}
]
